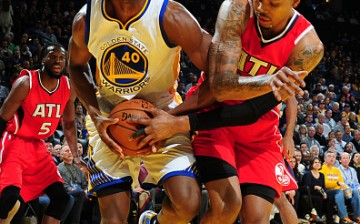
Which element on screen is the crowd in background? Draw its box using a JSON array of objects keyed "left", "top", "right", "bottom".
[{"left": 1, "top": 0, "right": 360, "bottom": 223}]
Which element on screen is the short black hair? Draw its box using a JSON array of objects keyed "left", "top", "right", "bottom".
[{"left": 40, "top": 42, "right": 66, "bottom": 61}]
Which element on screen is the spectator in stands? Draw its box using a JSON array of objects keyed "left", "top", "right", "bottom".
[
  {"left": 294, "top": 124, "right": 308, "bottom": 146},
  {"left": 45, "top": 138, "right": 61, "bottom": 165},
  {"left": 294, "top": 149, "right": 306, "bottom": 175},
  {"left": 296, "top": 104, "right": 306, "bottom": 125},
  {"left": 42, "top": 25, "right": 58, "bottom": 44},
  {"left": 348, "top": 112, "right": 358, "bottom": 130},
  {"left": 335, "top": 130, "right": 347, "bottom": 154},
  {"left": 0, "top": 39, "right": 12, "bottom": 61},
  {"left": 339, "top": 152, "right": 360, "bottom": 223},
  {"left": 58, "top": 144, "right": 87, "bottom": 224},
  {"left": 310, "top": 145, "right": 322, "bottom": 161},
  {"left": 317, "top": 113, "right": 332, "bottom": 137},
  {"left": 301, "top": 158, "right": 327, "bottom": 221},
  {"left": 325, "top": 109, "right": 337, "bottom": 130},
  {"left": 318, "top": 100, "right": 327, "bottom": 115},
  {"left": 0, "top": 0, "right": 13, "bottom": 35},
  {"left": 350, "top": 152, "right": 360, "bottom": 182},
  {"left": 52, "top": 143, "right": 62, "bottom": 165},
  {"left": 332, "top": 102, "right": 342, "bottom": 123},
  {"left": 0, "top": 81, "right": 9, "bottom": 107},
  {"left": 74, "top": 102, "right": 86, "bottom": 139},
  {"left": 335, "top": 115, "right": 349, "bottom": 135},
  {"left": 320, "top": 151, "right": 355, "bottom": 224},
  {"left": 351, "top": 130, "right": 360, "bottom": 152},
  {"left": 343, "top": 142, "right": 356, "bottom": 155},
  {"left": 302, "top": 126, "right": 322, "bottom": 155},
  {"left": 302, "top": 90, "right": 312, "bottom": 107},
  {"left": 349, "top": 96, "right": 358, "bottom": 113},
  {"left": 314, "top": 123, "right": 327, "bottom": 151},
  {"left": 343, "top": 124, "right": 353, "bottom": 143},
  {"left": 342, "top": 104, "right": 352, "bottom": 119},
  {"left": 304, "top": 113, "right": 315, "bottom": 128}
]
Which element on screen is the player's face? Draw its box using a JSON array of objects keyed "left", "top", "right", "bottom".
[
  {"left": 43, "top": 46, "right": 66, "bottom": 79},
  {"left": 253, "top": 0, "right": 295, "bottom": 32}
]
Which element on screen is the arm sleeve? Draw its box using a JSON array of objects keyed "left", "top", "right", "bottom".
[{"left": 188, "top": 92, "right": 281, "bottom": 131}]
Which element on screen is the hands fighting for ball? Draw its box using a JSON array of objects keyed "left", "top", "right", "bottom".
[{"left": 128, "top": 68, "right": 307, "bottom": 151}]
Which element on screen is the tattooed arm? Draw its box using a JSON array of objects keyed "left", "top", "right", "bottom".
[{"left": 208, "top": 0, "right": 310, "bottom": 102}]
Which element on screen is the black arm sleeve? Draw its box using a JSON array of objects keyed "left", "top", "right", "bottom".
[{"left": 188, "top": 92, "right": 281, "bottom": 131}]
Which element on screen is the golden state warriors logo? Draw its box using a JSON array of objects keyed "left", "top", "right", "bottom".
[{"left": 101, "top": 43, "right": 148, "bottom": 87}]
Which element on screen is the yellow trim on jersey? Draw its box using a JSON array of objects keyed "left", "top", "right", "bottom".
[{"left": 102, "top": 0, "right": 150, "bottom": 29}]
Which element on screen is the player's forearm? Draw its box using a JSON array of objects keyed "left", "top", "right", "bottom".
[
  {"left": 208, "top": 0, "right": 249, "bottom": 102},
  {"left": 211, "top": 74, "right": 274, "bottom": 102},
  {"left": 170, "top": 79, "right": 216, "bottom": 116},
  {"left": 187, "top": 92, "right": 280, "bottom": 131},
  {"left": 284, "top": 96, "right": 297, "bottom": 139},
  {"left": 68, "top": 64, "right": 99, "bottom": 112},
  {"left": 62, "top": 119, "right": 79, "bottom": 162}
]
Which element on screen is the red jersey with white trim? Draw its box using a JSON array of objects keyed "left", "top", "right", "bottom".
[
  {"left": 224, "top": 9, "right": 313, "bottom": 108},
  {"left": 6, "top": 69, "right": 71, "bottom": 139}
]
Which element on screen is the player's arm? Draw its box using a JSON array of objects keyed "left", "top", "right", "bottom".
[
  {"left": 163, "top": 1, "right": 216, "bottom": 114},
  {"left": 68, "top": 6, "right": 98, "bottom": 113},
  {"left": 68, "top": 6, "right": 124, "bottom": 157},
  {"left": 62, "top": 84, "right": 80, "bottom": 164},
  {"left": 130, "top": 91, "right": 285, "bottom": 147},
  {"left": 208, "top": 0, "right": 306, "bottom": 102},
  {"left": 286, "top": 28, "right": 324, "bottom": 75},
  {"left": 0, "top": 76, "right": 30, "bottom": 136},
  {"left": 282, "top": 96, "right": 297, "bottom": 159},
  {"left": 282, "top": 27, "right": 324, "bottom": 158}
]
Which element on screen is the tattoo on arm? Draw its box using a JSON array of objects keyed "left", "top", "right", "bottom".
[
  {"left": 289, "top": 45, "right": 324, "bottom": 72},
  {"left": 209, "top": 0, "right": 249, "bottom": 98}
]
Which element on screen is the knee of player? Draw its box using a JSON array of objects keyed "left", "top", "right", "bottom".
[
  {"left": 217, "top": 196, "right": 242, "bottom": 218},
  {"left": 177, "top": 194, "right": 201, "bottom": 217}
]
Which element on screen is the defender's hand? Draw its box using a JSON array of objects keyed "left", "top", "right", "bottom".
[{"left": 128, "top": 108, "right": 189, "bottom": 149}]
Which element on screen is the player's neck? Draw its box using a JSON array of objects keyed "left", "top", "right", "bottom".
[
  {"left": 107, "top": 0, "right": 146, "bottom": 23},
  {"left": 39, "top": 70, "right": 59, "bottom": 91}
]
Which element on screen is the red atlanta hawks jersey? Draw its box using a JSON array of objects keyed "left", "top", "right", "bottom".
[
  {"left": 7, "top": 69, "right": 71, "bottom": 139},
  {"left": 224, "top": 9, "right": 313, "bottom": 106}
]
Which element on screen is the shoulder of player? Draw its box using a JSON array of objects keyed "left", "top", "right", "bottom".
[
  {"left": 12, "top": 75, "right": 30, "bottom": 90},
  {"left": 287, "top": 29, "right": 324, "bottom": 72},
  {"left": 71, "top": 5, "right": 87, "bottom": 37},
  {"left": 163, "top": 1, "right": 203, "bottom": 44}
]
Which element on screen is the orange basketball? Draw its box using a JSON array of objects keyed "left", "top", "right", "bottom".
[{"left": 107, "top": 99, "right": 155, "bottom": 156}]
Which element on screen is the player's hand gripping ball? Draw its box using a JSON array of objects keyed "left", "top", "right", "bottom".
[{"left": 107, "top": 99, "right": 155, "bottom": 156}]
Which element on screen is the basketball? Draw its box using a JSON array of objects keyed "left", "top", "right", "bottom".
[{"left": 107, "top": 99, "right": 155, "bottom": 156}]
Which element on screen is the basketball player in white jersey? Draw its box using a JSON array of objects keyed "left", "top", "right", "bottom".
[{"left": 68, "top": 0, "right": 306, "bottom": 223}]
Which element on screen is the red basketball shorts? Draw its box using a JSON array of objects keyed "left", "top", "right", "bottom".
[
  {"left": 0, "top": 132, "right": 63, "bottom": 202},
  {"left": 193, "top": 109, "right": 287, "bottom": 197}
]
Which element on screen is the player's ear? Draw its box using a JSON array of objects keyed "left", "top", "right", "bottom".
[{"left": 292, "top": 0, "right": 301, "bottom": 8}]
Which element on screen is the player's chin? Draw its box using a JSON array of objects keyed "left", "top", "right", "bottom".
[{"left": 49, "top": 72, "right": 62, "bottom": 79}]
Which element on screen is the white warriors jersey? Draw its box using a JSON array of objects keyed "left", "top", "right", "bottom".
[{"left": 86, "top": 0, "right": 182, "bottom": 113}]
